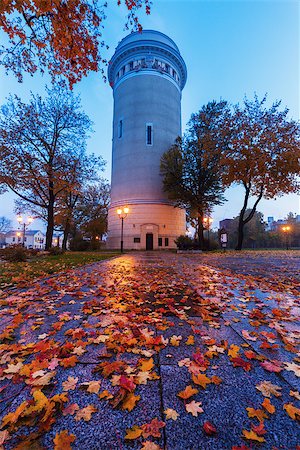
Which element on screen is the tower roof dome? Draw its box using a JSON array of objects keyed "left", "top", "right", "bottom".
[{"left": 116, "top": 30, "right": 180, "bottom": 53}]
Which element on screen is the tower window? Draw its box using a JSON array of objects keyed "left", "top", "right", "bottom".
[
  {"left": 165, "top": 238, "right": 169, "bottom": 247},
  {"left": 118, "top": 119, "right": 123, "bottom": 138},
  {"left": 158, "top": 238, "right": 162, "bottom": 247},
  {"left": 146, "top": 123, "right": 153, "bottom": 146}
]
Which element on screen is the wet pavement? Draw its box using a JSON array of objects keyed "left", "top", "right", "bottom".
[{"left": 0, "top": 251, "right": 299, "bottom": 449}]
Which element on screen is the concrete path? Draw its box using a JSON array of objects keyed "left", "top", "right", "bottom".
[{"left": 0, "top": 252, "right": 299, "bottom": 449}]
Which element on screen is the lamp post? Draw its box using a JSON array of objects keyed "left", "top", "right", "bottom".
[
  {"left": 117, "top": 207, "right": 129, "bottom": 253},
  {"left": 16, "top": 215, "right": 34, "bottom": 247},
  {"left": 282, "top": 225, "right": 291, "bottom": 250},
  {"left": 203, "top": 217, "right": 213, "bottom": 250}
]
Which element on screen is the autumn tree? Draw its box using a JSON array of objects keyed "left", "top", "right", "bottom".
[
  {"left": 160, "top": 101, "right": 231, "bottom": 249},
  {"left": 223, "top": 95, "right": 300, "bottom": 250},
  {"left": 0, "top": 216, "right": 11, "bottom": 233},
  {"left": 0, "top": 86, "right": 101, "bottom": 249},
  {"left": 73, "top": 180, "right": 110, "bottom": 241},
  {"left": 0, "top": 0, "right": 151, "bottom": 86}
]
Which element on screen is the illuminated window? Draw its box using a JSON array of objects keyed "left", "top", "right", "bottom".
[{"left": 146, "top": 123, "right": 153, "bottom": 146}]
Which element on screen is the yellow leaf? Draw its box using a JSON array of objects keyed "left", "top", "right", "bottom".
[
  {"left": 192, "top": 373, "right": 211, "bottom": 389},
  {"left": 139, "top": 358, "right": 154, "bottom": 372},
  {"left": 186, "top": 335, "right": 195, "bottom": 345},
  {"left": 228, "top": 344, "right": 240, "bottom": 358},
  {"left": 98, "top": 390, "right": 113, "bottom": 400},
  {"left": 122, "top": 393, "right": 140, "bottom": 411},
  {"left": 170, "top": 335, "right": 182, "bottom": 346},
  {"left": 242, "top": 429, "right": 265, "bottom": 442},
  {"left": 125, "top": 425, "right": 143, "bottom": 440}
]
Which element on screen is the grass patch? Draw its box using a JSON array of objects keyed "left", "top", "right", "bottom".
[{"left": 0, "top": 251, "right": 119, "bottom": 290}]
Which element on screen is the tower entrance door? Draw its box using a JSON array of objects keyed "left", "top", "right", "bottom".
[{"left": 146, "top": 233, "right": 154, "bottom": 251}]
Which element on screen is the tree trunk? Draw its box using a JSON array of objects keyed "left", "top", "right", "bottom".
[
  {"left": 197, "top": 209, "right": 204, "bottom": 250},
  {"left": 45, "top": 183, "right": 55, "bottom": 250},
  {"left": 62, "top": 220, "right": 70, "bottom": 250},
  {"left": 236, "top": 213, "right": 245, "bottom": 250},
  {"left": 45, "top": 203, "right": 54, "bottom": 250}
]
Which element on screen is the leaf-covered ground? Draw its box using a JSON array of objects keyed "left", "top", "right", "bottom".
[
  {"left": 0, "top": 252, "right": 118, "bottom": 290},
  {"left": 0, "top": 251, "right": 299, "bottom": 449}
]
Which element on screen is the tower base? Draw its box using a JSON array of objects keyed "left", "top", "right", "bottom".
[{"left": 106, "top": 203, "right": 186, "bottom": 250}]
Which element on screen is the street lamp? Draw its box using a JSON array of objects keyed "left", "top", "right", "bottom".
[
  {"left": 117, "top": 207, "right": 129, "bottom": 253},
  {"left": 16, "top": 215, "right": 34, "bottom": 247},
  {"left": 282, "top": 225, "right": 291, "bottom": 250},
  {"left": 203, "top": 216, "right": 213, "bottom": 250}
]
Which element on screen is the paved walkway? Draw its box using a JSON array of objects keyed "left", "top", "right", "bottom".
[{"left": 0, "top": 252, "right": 299, "bottom": 449}]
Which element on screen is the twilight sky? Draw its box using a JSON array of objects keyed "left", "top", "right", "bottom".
[{"left": 0, "top": 0, "right": 299, "bottom": 231}]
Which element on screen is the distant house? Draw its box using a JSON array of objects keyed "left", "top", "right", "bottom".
[{"left": 5, "top": 230, "right": 45, "bottom": 249}]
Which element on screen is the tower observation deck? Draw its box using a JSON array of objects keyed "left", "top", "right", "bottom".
[{"left": 107, "top": 30, "right": 187, "bottom": 250}]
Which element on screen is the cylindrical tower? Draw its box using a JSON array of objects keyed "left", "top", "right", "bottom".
[{"left": 107, "top": 30, "right": 187, "bottom": 250}]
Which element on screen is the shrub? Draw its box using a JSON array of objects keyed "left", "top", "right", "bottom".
[
  {"left": 1, "top": 245, "right": 29, "bottom": 262},
  {"left": 69, "top": 237, "right": 90, "bottom": 251}
]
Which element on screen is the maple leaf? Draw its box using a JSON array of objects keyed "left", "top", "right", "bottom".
[
  {"left": 251, "top": 421, "right": 267, "bottom": 436},
  {"left": 98, "top": 390, "right": 113, "bottom": 400},
  {"left": 284, "top": 362, "right": 300, "bottom": 377},
  {"left": 0, "top": 430, "right": 9, "bottom": 446},
  {"left": 72, "top": 346, "right": 86, "bottom": 356},
  {"left": 60, "top": 356, "right": 78, "bottom": 368},
  {"left": 170, "top": 335, "right": 182, "bottom": 346},
  {"left": 81, "top": 380, "right": 101, "bottom": 394},
  {"left": 262, "top": 398, "right": 275, "bottom": 414},
  {"left": 62, "top": 376, "right": 78, "bottom": 392},
  {"left": 256, "top": 381, "right": 282, "bottom": 398},
  {"left": 242, "top": 330, "right": 257, "bottom": 341},
  {"left": 186, "top": 400, "right": 203, "bottom": 417},
  {"left": 62, "top": 403, "right": 79, "bottom": 416},
  {"left": 27, "top": 371, "right": 55, "bottom": 386},
  {"left": 125, "top": 425, "right": 143, "bottom": 440},
  {"left": 186, "top": 335, "right": 195, "bottom": 345},
  {"left": 192, "top": 373, "right": 211, "bottom": 389},
  {"left": 136, "top": 371, "right": 151, "bottom": 385},
  {"left": 141, "top": 418, "right": 166, "bottom": 438},
  {"left": 246, "top": 408, "right": 268, "bottom": 421},
  {"left": 283, "top": 403, "right": 300, "bottom": 420},
  {"left": 260, "top": 361, "right": 282, "bottom": 373},
  {"left": 164, "top": 408, "right": 179, "bottom": 420},
  {"left": 141, "top": 442, "right": 161, "bottom": 450},
  {"left": 75, "top": 405, "right": 97, "bottom": 422},
  {"left": 122, "top": 393, "right": 140, "bottom": 411},
  {"left": 242, "top": 429, "right": 265, "bottom": 443},
  {"left": 4, "top": 362, "right": 23, "bottom": 374},
  {"left": 290, "top": 390, "right": 300, "bottom": 400},
  {"left": 228, "top": 344, "right": 240, "bottom": 358},
  {"left": 211, "top": 375, "right": 222, "bottom": 385},
  {"left": 53, "top": 430, "right": 76, "bottom": 450},
  {"left": 119, "top": 375, "right": 136, "bottom": 392},
  {"left": 139, "top": 357, "right": 154, "bottom": 371},
  {"left": 231, "top": 357, "right": 252, "bottom": 372},
  {"left": 177, "top": 385, "right": 199, "bottom": 400}
]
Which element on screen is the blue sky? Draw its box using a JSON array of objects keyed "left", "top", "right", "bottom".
[{"left": 0, "top": 0, "right": 299, "bottom": 230}]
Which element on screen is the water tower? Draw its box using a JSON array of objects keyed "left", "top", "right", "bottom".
[{"left": 107, "top": 30, "right": 187, "bottom": 250}]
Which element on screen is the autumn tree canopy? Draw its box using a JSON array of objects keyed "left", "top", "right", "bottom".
[
  {"left": 0, "top": 0, "right": 151, "bottom": 86},
  {"left": 223, "top": 95, "right": 300, "bottom": 250},
  {"left": 0, "top": 86, "right": 104, "bottom": 249},
  {"left": 160, "top": 101, "right": 231, "bottom": 250}
]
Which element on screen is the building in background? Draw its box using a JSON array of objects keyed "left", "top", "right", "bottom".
[
  {"left": 106, "top": 30, "right": 187, "bottom": 250},
  {"left": 5, "top": 230, "right": 45, "bottom": 249}
]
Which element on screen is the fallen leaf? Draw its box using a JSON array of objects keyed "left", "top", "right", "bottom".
[
  {"left": 141, "top": 442, "right": 161, "bottom": 450},
  {"left": 125, "top": 425, "right": 143, "bottom": 440},
  {"left": 242, "top": 429, "right": 265, "bottom": 442},
  {"left": 260, "top": 361, "right": 282, "bottom": 373},
  {"left": 177, "top": 385, "right": 199, "bottom": 400},
  {"left": 75, "top": 405, "right": 97, "bottom": 422},
  {"left": 62, "top": 403, "right": 79, "bottom": 416},
  {"left": 203, "top": 421, "right": 217, "bottom": 435},
  {"left": 256, "top": 381, "right": 282, "bottom": 398},
  {"left": 192, "top": 373, "right": 211, "bottom": 389},
  {"left": 283, "top": 403, "right": 300, "bottom": 420},
  {"left": 262, "top": 398, "right": 275, "bottom": 414},
  {"left": 81, "top": 380, "right": 101, "bottom": 394},
  {"left": 246, "top": 408, "right": 268, "bottom": 421},
  {"left": 164, "top": 408, "right": 179, "bottom": 421},
  {"left": 186, "top": 400, "right": 203, "bottom": 417},
  {"left": 141, "top": 418, "right": 166, "bottom": 438},
  {"left": 122, "top": 393, "right": 140, "bottom": 411},
  {"left": 228, "top": 344, "right": 240, "bottom": 358},
  {"left": 62, "top": 376, "right": 78, "bottom": 392},
  {"left": 186, "top": 335, "right": 195, "bottom": 345},
  {"left": 53, "top": 430, "right": 76, "bottom": 450}
]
